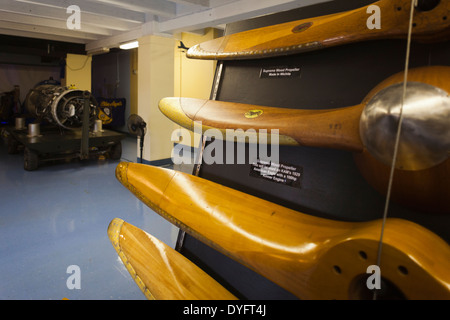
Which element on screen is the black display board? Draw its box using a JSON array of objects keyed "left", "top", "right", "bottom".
[{"left": 177, "top": 0, "right": 450, "bottom": 300}]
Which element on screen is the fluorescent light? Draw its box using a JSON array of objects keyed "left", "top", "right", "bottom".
[
  {"left": 87, "top": 47, "right": 110, "bottom": 56},
  {"left": 120, "top": 41, "right": 139, "bottom": 50}
]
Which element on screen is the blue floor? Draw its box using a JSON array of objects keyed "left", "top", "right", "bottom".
[{"left": 0, "top": 134, "right": 178, "bottom": 300}]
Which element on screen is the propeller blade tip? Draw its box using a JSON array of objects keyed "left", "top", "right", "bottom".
[
  {"left": 107, "top": 218, "right": 124, "bottom": 251},
  {"left": 158, "top": 97, "right": 195, "bottom": 130},
  {"left": 115, "top": 161, "right": 129, "bottom": 185}
]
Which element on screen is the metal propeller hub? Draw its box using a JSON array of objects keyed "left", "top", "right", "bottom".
[{"left": 360, "top": 82, "right": 450, "bottom": 171}]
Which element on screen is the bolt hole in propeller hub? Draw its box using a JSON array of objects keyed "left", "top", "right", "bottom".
[
  {"left": 416, "top": 0, "right": 441, "bottom": 12},
  {"left": 349, "top": 274, "right": 406, "bottom": 300}
]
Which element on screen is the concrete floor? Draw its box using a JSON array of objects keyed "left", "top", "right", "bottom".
[{"left": 0, "top": 134, "right": 179, "bottom": 300}]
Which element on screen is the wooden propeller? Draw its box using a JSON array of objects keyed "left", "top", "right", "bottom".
[
  {"left": 187, "top": 0, "right": 450, "bottom": 60},
  {"left": 108, "top": 218, "right": 237, "bottom": 300},
  {"left": 159, "top": 94, "right": 364, "bottom": 151},
  {"left": 115, "top": 162, "right": 450, "bottom": 300},
  {"left": 159, "top": 66, "right": 450, "bottom": 214}
]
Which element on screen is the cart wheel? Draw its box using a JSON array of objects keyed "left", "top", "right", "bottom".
[
  {"left": 109, "top": 141, "right": 122, "bottom": 160},
  {"left": 7, "top": 135, "right": 19, "bottom": 154},
  {"left": 24, "top": 148, "right": 39, "bottom": 171}
]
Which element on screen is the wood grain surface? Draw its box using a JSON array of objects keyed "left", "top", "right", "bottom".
[
  {"left": 115, "top": 162, "right": 450, "bottom": 300},
  {"left": 159, "top": 66, "right": 450, "bottom": 214},
  {"left": 159, "top": 97, "right": 364, "bottom": 151},
  {"left": 108, "top": 218, "right": 237, "bottom": 300},
  {"left": 187, "top": 0, "right": 450, "bottom": 60}
]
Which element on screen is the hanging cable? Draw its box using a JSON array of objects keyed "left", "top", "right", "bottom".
[
  {"left": 373, "top": 0, "right": 418, "bottom": 300},
  {"left": 66, "top": 55, "right": 90, "bottom": 71}
]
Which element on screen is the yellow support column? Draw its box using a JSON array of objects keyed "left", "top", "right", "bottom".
[
  {"left": 137, "top": 35, "right": 175, "bottom": 164},
  {"left": 62, "top": 53, "right": 92, "bottom": 90},
  {"left": 172, "top": 28, "right": 220, "bottom": 167}
]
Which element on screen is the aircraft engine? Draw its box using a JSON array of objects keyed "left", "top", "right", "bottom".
[{"left": 25, "top": 85, "right": 97, "bottom": 129}]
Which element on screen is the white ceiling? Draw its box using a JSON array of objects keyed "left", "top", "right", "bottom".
[{"left": 0, "top": 0, "right": 330, "bottom": 54}]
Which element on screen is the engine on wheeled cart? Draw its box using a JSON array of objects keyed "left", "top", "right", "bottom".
[{"left": 4, "top": 84, "right": 125, "bottom": 171}]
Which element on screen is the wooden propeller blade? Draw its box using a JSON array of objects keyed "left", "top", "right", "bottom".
[
  {"left": 187, "top": 0, "right": 450, "bottom": 60},
  {"left": 159, "top": 66, "right": 450, "bottom": 214},
  {"left": 116, "top": 162, "right": 450, "bottom": 300},
  {"left": 159, "top": 97, "right": 364, "bottom": 152},
  {"left": 159, "top": 66, "right": 450, "bottom": 153},
  {"left": 108, "top": 218, "right": 237, "bottom": 300}
]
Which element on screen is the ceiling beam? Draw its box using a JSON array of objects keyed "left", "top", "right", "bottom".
[
  {"left": 0, "top": 11, "right": 112, "bottom": 37},
  {"left": 169, "top": 0, "right": 210, "bottom": 7},
  {"left": 15, "top": 0, "right": 146, "bottom": 23},
  {"left": 0, "top": 0, "right": 141, "bottom": 31},
  {"left": 86, "top": 0, "right": 331, "bottom": 53},
  {"left": 159, "top": 0, "right": 332, "bottom": 34},
  {"left": 92, "top": 0, "right": 177, "bottom": 18},
  {"left": 0, "top": 27, "right": 88, "bottom": 44},
  {"left": 0, "top": 20, "right": 100, "bottom": 41},
  {"left": 85, "top": 27, "right": 146, "bottom": 53},
  {"left": 85, "top": 19, "right": 177, "bottom": 53}
]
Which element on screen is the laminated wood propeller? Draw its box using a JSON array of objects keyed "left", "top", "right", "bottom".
[
  {"left": 115, "top": 162, "right": 450, "bottom": 300},
  {"left": 159, "top": 66, "right": 450, "bottom": 214},
  {"left": 108, "top": 218, "right": 237, "bottom": 300},
  {"left": 187, "top": 0, "right": 450, "bottom": 60}
]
